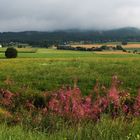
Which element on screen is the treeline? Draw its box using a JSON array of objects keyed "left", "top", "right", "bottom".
[
  {"left": 57, "top": 45, "right": 125, "bottom": 51},
  {"left": 0, "top": 27, "right": 140, "bottom": 46}
]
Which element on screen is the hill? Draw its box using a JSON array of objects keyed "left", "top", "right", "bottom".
[{"left": 0, "top": 27, "right": 140, "bottom": 44}]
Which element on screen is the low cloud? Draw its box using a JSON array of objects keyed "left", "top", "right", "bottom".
[{"left": 0, "top": 0, "right": 140, "bottom": 31}]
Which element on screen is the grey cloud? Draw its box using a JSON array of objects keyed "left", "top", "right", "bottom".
[{"left": 0, "top": 0, "right": 140, "bottom": 31}]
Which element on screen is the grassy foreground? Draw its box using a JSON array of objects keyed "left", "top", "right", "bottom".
[
  {"left": 0, "top": 48, "right": 140, "bottom": 140},
  {"left": 1, "top": 117, "right": 140, "bottom": 140}
]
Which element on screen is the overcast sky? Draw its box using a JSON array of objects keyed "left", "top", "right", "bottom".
[{"left": 0, "top": 0, "right": 140, "bottom": 31}]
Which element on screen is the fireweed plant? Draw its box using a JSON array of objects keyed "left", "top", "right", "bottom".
[{"left": 0, "top": 76, "right": 140, "bottom": 131}]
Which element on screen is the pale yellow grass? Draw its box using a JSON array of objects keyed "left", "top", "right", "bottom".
[
  {"left": 72, "top": 43, "right": 140, "bottom": 49},
  {"left": 123, "top": 44, "right": 140, "bottom": 48},
  {"left": 72, "top": 44, "right": 102, "bottom": 48},
  {"left": 95, "top": 51, "right": 129, "bottom": 54},
  {"left": 72, "top": 44, "right": 117, "bottom": 48}
]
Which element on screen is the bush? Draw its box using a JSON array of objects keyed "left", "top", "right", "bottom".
[
  {"left": 116, "top": 45, "right": 124, "bottom": 50},
  {"left": 5, "top": 47, "right": 18, "bottom": 58},
  {"left": 100, "top": 45, "right": 109, "bottom": 50},
  {"left": 133, "top": 50, "right": 138, "bottom": 54},
  {"left": 123, "top": 49, "right": 127, "bottom": 52},
  {"left": 122, "top": 41, "right": 128, "bottom": 45},
  {"left": 33, "top": 95, "right": 46, "bottom": 108}
]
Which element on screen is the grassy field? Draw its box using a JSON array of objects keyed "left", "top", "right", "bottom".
[
  {"left": 0, "top": 48, "right": 140, "bottom": 94},
  {"left": 0, "top": 47, "right": 37, "bottom": 53},
  {"left": 0, "top": 48, "right": 140, "bottom": 139},
  {"left": 1, "top": 117, "right": 140, "bottom": 140}
]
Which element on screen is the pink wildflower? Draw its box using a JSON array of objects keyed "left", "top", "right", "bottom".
[
  {"left": 133, "top": 88, "right": 140, "bottom": 116},
  {"left": 108, "top": 86, "right": 119, "bottom": 106}
]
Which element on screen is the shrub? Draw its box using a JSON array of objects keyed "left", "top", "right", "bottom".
[
  {"left": 123, "top": 49, "right": 127, "bottom": 52},
  {"left": 76, "top": 47, "right": 87, "bottom": 51},
  {"left": 122, "top": 41, "right": 128, "bottom": 45},
  {"left": 33, "top": 95, "right": 46, "bottom": 108},
  {"left": 93, "top": 47, "right": 103, "bottom": 51},
  {"left": 133, "top": 50, "right": 138, "bottom": 54},
  {"left": 100, "top": 45, "right": 109, "bottom": 50},
  {"left": 116, "top": 45, "right": 124, "bottom": 50},
  {"left": 5, "top": 47, "right": 18, "bottom": 58}
]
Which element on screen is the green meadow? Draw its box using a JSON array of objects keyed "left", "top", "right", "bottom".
[
  {"left": 0, "top": 48, "right": 140, "bottom": 140},
  {"left": 1, "top": 117, "right": 140, "bottom": 140},
  {"left": 0, "top": 48, "right": 140, "bottom": 95}
]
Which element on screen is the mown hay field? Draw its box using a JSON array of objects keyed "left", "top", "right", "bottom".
[
  {"left": 72, "top": 43, "right": 140, "bottom": 49},
  {"left": 124, "top": 43, "right": 140, "bottom": 48},
  {"left": 0, "top": 48, "right": 140, "bottom": 95}
]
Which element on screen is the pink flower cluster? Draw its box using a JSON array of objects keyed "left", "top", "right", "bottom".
[
  {"left": 133, "top": 88, "right": 140, "bottom": 116},
  {"left": 43, "top": 76, "right": 140, "bottom": 120},
  {"left": 0, "top": 76, "right": 140, "bottom": 122},
  {"left": 0, "top": 89, "right": 14, "bottom": 106}
]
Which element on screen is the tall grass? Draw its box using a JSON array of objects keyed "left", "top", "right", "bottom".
[
  {"left": 0, "top": 49, "right": 140, "bottom": 139},
  {"left": 0, "top": 124, "right": 47, "bottom": 140},
  {"left": 0, "top": 116, "right": 140, "bottom": 140}
]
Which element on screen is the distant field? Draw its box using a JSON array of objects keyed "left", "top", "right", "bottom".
[
  {"left": 0, "top": 48, "right": 37, "bottom": 53},
  {"left": 95, "top": 51, "right": 128, "bottom": 54},
  {"left": 123, "top": 43, "right": 140, "bottom": 48},
  {"left": 72, "top": 44, "right": 103, "bottom": 48},
  {"left": 72, "top": 43, "right": 140, "bottom": 50}
]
